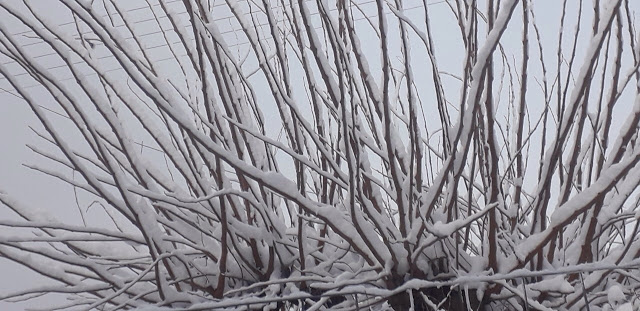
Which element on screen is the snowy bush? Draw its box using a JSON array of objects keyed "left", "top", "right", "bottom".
[{"left": 1, "top": 0, "right": 640, "bottom": 310}]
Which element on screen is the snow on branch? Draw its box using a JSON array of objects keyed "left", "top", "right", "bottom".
[{"left": 0, "top": 0, "right": 639, "bottom": 309}]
